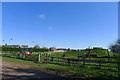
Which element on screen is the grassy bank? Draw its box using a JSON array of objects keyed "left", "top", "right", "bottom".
[{"left": 2, "top": 56, "right": 119, "bottom": 79}]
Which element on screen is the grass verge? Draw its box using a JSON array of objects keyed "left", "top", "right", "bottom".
[{"left": 2, "top": 56, "right": 120, "bottom": 79}]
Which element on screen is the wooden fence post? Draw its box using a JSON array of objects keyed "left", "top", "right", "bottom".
[
  {"left": 99, "top": 58, "right": 101, "bottom": 69},
  {"left": 67, "top": 59, "right": 70, "bottom": 66},
  {"left": 44, "top": 54, "right": 48, "bottom": 64},
  {"left": 107, "top": 49, "right": 110, "bottom": 62},
  {"left": 38, "top": 53, "right": 41, "bottom": 62},
  {"left": 82, "top": 57, "right": 86, "bottom": 67},
  {"left": 78, "top": 52, "right": 80, "bottom": 60},
  {"left": 47, "top": 54, "right": 50, "bottom": 63},
  {"left": 51, "top": 56, "right": 55, "bottom": 63},
  {"left": 58, "top": 57, "right": 59, "bottom": 62},
  {"left": 23, "top": 54, "right": 26, "bottom": 59},
  {"left": 46, "top": 54, "right": 49, "bottom": 64}
]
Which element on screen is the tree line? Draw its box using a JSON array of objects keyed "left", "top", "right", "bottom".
[{"left": 1, "top": 47, "right": 50, "bottom": 52}]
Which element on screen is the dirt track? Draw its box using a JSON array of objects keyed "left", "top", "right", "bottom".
[{"left": 2, "top": 59, "right": 64, "bottom": 80}]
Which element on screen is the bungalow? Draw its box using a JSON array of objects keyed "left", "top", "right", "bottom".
[{"left": 55, "top": 48, "right": 67, "bottom": 52}]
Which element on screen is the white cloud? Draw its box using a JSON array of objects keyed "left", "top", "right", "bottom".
[
  {"left": 48, "top": 26, "right": 52, "bottom": 30},
  {"left": 39, "top": 14, "right": 46, "bottom": 19}
]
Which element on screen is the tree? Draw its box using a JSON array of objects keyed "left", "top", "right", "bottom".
[
  {"left": 109, "top": 39, "right": 120, "bottom": 54},
  {"left": 109, "top": 39, "right": 120, "bottom": 76},
  {"left": 67, "top": 48, "right": 70, "bottom": 51},
  {"left": 34, "top": 44, "right": 40, "bottom": 48}
]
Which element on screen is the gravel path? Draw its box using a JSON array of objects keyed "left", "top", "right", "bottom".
[{"left": 2, "top": 59, "right": 65, "bottom": 80}]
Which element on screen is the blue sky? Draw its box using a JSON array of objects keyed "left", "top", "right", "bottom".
[{"left": 2, "top": 2, "right": 118, "bottom": 49}]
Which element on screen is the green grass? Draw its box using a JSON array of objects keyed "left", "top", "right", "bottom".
[
  {"left": 2, "top": 50, "right": 120, "bottom": 79},
  {"left": 49, "top": 51, "right": 85, "bottom": 59},
  {"left": 2, "top": 51, "right": 118, "bottom": 69},
  {"left": 2, "top": 56, "right": 119, "bottom": 79}
]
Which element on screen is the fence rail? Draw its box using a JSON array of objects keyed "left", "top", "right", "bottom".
[{"left": 1, "top": 51, "right": 120, "bottom": 71}]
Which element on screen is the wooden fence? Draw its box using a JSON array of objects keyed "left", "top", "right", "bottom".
[{"left": 1, "top": 51, "right": 120, "bottom": 72}]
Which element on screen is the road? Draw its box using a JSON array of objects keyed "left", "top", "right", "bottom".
[{"left": 2, "top": 59, "right": 65, "bottom": 80}]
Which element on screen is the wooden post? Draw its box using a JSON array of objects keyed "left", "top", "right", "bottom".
[
  {"left": 58, "top": 57, "right": 59, "bottom": 62},
  {"left": 23, "top": 54, "right": 26, "bottom": 59},
  {"left": 47, "top": 54, "right": 50, "bottom": 63},
  {"left": 38, "top": 53, "right": 41, "bottom": 62},
  {"left": 99, "top": 58, "right": 101, "bottom": 69},
  {"left": 88, "top": 49, "right": 91, "bottom": 60},
  {"left": 78, "top": 52, "right": 79, "bottom": 60},
  {"left": 45, "top": 54, "right": 46, "bottom": 63},
  {"left": 67, "top": 59, "right": 70, "bottom": 66},
  {"left": 107, "top": 49, "right": 110, "bottom": 62},
  {"left": 82, "top": 57, "right": 86, "bottom": 67},
  {"left": 44, "top": 54, "right": 47, "bottom": 64},
  {"left": 46, "top": 54, "right": 48, "bottom": 64}
]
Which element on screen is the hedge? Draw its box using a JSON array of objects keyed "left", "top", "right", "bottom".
[{"left": 1, "top": 47, "right": 50, "bottom": 52}]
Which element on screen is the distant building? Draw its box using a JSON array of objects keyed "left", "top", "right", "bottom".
[
  {"left": 21, "top": 45, "right": 28, "bottom": 48},
  {"left": 42, "top": 47, "right": 49, "bottom": 49},
  {"left": 2, "top": 44, "right": 28, "bottom": 48},
  {"left": 70, "top": 49, "right": 78, "bottom": 51},
  {"left": 54, "top": 50, "right": 66, "bottom": 52},
  {"left": 50, "top": 47, "right": 56, "bottom": 52},
  {"left": 2, "top": 44, "right": 21, "bottom": 48},
  {"left": 54, "top": 48, "right": 67, "bottom": 52},
  {"left": 33, "top": 46, "right": 40, "bottom": 48}
]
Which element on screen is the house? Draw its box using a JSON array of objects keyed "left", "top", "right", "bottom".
[
  {"left": 50, "top": 47, "right": 56, "bottom": 52},
  {"left": 42, "top": 47, "right": 49, "bottom": 49},
  {"left": 55, "top": 48, "right": 67, "bottom": 52},
  {"left": 54, "top": 50, "right": 66, "bottom": 52},
  {"left": 2, "top": 44, "right": 21, "bottom": 48},
  {"left": 21, "top": 45, "right": 28, "bottom": 48}
]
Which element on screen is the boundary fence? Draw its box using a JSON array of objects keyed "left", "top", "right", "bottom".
[{"left": 1, "top": 51, "right": 120, "bottom": 73}]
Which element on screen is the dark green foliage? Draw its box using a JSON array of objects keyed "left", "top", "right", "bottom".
[
  {"left": 109, "top": 39, "right": 120, "bottom": 76},
  {"left": 1, "top": 46, "right": 50, "bottom": 52},
  {"left": 32, "top": 48, "right": 49, "bottom": 52},
  {"left": 2, "top": 47, "right": 19, "bottom": 52},
  {"left": 109, "top": 39, "right": 120, "bottom": 54}
]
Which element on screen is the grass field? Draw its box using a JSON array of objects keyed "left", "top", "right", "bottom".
[
  {"left": 1, "top": 50, "right": 120, "bottom": 79},
  {"left": 2, "top": 56, "right": 119, "bottom": 79}
]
